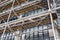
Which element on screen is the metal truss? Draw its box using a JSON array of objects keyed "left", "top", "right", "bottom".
[
  {"left": 1, "top": 0, "right": 16, "bottom": 40},
  {"left": 0, "top": 0, "right": 13, "bottom": 7},
  {"left": 47, "top": 0, "right": 56, "bottom": 40},
  {"left": 0, "top": 0, "right": 41, "bottom": 17},
  {"left": 0, "top": 0, "right": 60, "bottom": 40},
  {"left": 0, "top": 10, "right": 55, "bottom": 28}
]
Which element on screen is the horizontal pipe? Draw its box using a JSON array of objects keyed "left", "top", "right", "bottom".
[
  {"left": 0, "top": 0, "right": 41, "bottom": 17},
  {"left": 0, "top": 0, "right": 13, "bottom": 7},
  {"left": 0, "top": 10, "right": 55, "bottom": 29}
]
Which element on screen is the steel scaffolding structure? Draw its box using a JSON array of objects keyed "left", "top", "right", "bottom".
[{"left": 0, "top": 0, "right": 60, "bottom": 40}]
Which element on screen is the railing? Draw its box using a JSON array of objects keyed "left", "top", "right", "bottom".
[
  {"left": 0, "top": 0, "right": 41, "bottom": 17},
  {"left": 0, "top": 11, "right": 48, "bottom": 27},
  {"left": 0, "top": 8, "right": 47, "bottom": 24},
  {"left": 0, "top": 10, "right": 56, "bottom": 30},
  {"left": 0, "top": 0, "right": 13, "bottom": 7}
]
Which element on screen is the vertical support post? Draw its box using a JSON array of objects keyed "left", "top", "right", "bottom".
[
  {"left": 49, "top": 10, "right": 56, "bottom": 40},
  {"left": 47, "top": 0, "right": 56, "bottom": 40},
  {"left": 14, "top": 31, "right": 20, "bottom": 40}
]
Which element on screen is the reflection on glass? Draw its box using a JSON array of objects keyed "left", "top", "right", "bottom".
[{"left": 0, "top": 24, "right": 54, "bottom": 40}]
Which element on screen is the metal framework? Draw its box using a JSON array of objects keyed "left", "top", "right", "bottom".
[{"left": 0, "top": 0, "right": 60, "bottom": 40}]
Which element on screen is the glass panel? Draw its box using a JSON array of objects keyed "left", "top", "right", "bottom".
[
  {"left": 50, "top": 36, "right": 54, "bottom": 40},
  {"left": 28, "top": 0, "right": 34, "bottom": 2},
  {"left": 43, "top": 25, "right": 47, "bottom": 30},
  {"left": 30, "top": 28, "right": 33, "bottom": 40},
  {"left": 22, "top": 34, "right": 25, "bottom": 40},
  {"left": 0, "top": 24, "right": 54, "bottom": 40},
  {"left": 39, "top": 26, "right": 43, "bottom": 31},
  {"left": 44, "top": 36, "right": 50, "bottom": 40},
  {"left": 34, "top": 27, "right": 39, "bottom": 40},
  {"left": 44, "top": 30, "right": 48, "bottom": 36},
  {"left": 39, "top": 36, "right": 43, "bottom": 40},
  {"left": 49, "top": 29, "right": 54, "bottom": 37}
]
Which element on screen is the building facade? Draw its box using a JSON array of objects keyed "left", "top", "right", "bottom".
[{"left": 0, "top": 0, "right": 60, "bottom": 40}]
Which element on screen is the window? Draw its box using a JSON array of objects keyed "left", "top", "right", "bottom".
[
  {"left": 44, "top": 30, "right": 48, "bottom": 35},
  {"left": 34, "top": 27, "right": 39, "bottom": 40},
  {"left": 47, "top": 24, "right": 52, "bottom": 29},
  {"left": 44, "top": 36, "right": 50, "bottom": 40},
  {"left": 49, "top": 29, "right": 54, "bottom": 37},
  {"left": 28, "top": 0, "right": 34, "bottom": 2},
  {"left": 0, "top": 24, "right": 54, "bottom": 40},
  {"left": 39, "top": 26, "right": 43, "bottom": 31},
  {"left": 39, "top": 36, "right": 43, "bottom": 40},
  {"left": 43, "top": 25, "right": 48, "bottom": 30},
  {"left": 50, "top": 36, "right": 54, "bottom": 40},
  {"left": 30, "top": 28, "right": 34, "bottom": 40},
  {"left": 22, "top": 33, "right": 26, "bottom": 40}
]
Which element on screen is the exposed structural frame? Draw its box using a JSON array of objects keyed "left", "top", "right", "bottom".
[
  {"left": 0, "top": 0, "right": 60, "bottom": 40},
  {"left": 0, "top": 0, "right": 13, "bottom": 7},
  {"left": 47, "top": 0, "right": 56, "bottom": 40},
  {"left": 0, "top": 0, "right": 41, "bottom": 17}
]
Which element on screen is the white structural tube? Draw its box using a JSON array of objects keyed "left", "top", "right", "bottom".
[
  {"left": 0, "top": 0, "right": 13, "bottom": 7},
  {"left": 47, "top": 0, "right": 56, "bottom": 40},
  {"left": 0, "top": 0, "right": 41, "bottom": 17}
]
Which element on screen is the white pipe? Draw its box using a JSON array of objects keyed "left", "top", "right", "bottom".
[
  {"left": 0, "top": 0, "right": 8, "bottom": 4},
  {"left": 0, "top": 0, "right": 13, "bottom": 7},
  {"left": 47, "top": 0, "right": 56, "bottom": 40},
  {"left": 0, "top": 11, "right": 49, "bottom": 28},
  {"left": 6, "top": 0, "right": 15, "bottom": 32},
  {"left": 0, "top": 0, "right": 41, "bottom": 17}
]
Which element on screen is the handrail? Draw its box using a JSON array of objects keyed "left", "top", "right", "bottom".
[
  {"left": 0, "top": 10, "right": 55, "bottom": 29},
  {"left": 0, "top": 0, "right": 8, "bottom": 4},
  {"left": 0, "top": 0, "right": 13, "bottom": 7},
  {"left": 0, "top": 11, "right": 55, "bottom": 28},
  {"left": 0, "top": 0, "right": 41, "bottom": 17}
]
